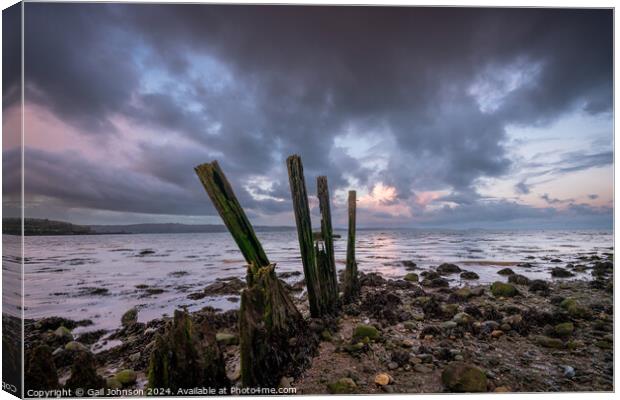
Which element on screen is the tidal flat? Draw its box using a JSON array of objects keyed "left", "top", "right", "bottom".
[{"left": 14, "top": 229, "right": 614, "bottom": 393}]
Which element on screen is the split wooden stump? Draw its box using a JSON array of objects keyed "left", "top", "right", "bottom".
[
  {"left": 286, "top": 155, "right": 340, "bottom": 318},
  {"left": 195, "top": 161, "right": 315, "bottom": 388}
]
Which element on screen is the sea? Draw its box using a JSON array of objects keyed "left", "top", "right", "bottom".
[{"left": 2, "top": 229, "right": 613, "bottom": 336}]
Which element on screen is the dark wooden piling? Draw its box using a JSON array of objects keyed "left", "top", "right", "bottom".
[
  {"left": 286, "top": 155, "right": 323, "bottom": 317},
  {"left": 343, "top": 190, "right": 359, "bottom": 302},
  {"left": 317, "top": 176, "right": 339, "bottom": 308},
  {"left": 194, "top": 162, "right": 269, "bottom": 282},
  {"left": 147, "top": 310, "right": 229, "bottom": 391},
  {"left": 195, "top": 161, "right": 315, "bottom": 388}
]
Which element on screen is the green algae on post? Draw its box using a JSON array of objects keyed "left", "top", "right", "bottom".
[{"left": 195, "top": 160, "right": 316, "bottom": 388}]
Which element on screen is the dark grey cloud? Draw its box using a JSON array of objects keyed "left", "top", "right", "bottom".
[
  {"left": 10, "top": 4, "right": 613, "bottom": 226},
  {"left": 514, "top": 181, "right": 530, "bottom": 195}
]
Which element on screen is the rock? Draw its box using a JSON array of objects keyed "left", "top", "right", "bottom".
[
  {"left": 441, "top": 321, "right": 458, "bottom": 330},
  {"left": 414, "top": 364, "right": 432, "bottom": 373},
  {"left": 563, "top": 365, "right": 575, "bottom": 378},
  {"left": 421, "top": 271, "right": 441, "bottom": 280},
  {"left": 595, "top": 339, "right": 612, "bottom": 349},
  {"left": 497, "top": 268, "right": 515, "bottom": 276},
  {"left": 422, "top": 277, "right": 449, "bottom": 288},
  {"left": 374, "top": 373, "right": 393, "bottom": 386},
  {"left": 452, "top": 312, "right": 473, "bottom": 326},
  {"left": 460, "top": 271, "right": 479, "bottom": 280},
  {"left": 554, "top": 322, "right": 574, "bottom": 337},
  {"left": 77, "top": 329, "right": 107, "bottom": 345},
  {"left": 65, "top": 350, "right": 106, "bottom": 390},
  {"left": 417, "top": 353, "right": 433, "bottom": 363},
  {"left": 494, "top": 386, "right": 511, "bottom": 392},
  {"left": 215, "top": 332, "right": 239, "bottom": 346},
  {"left": 567, "top": 340, "right": 584, "bottom": 350},
  {"left": 534, "top": 335, "right": 564, "bottom": 349},
  {"left": 65, "top": 341, "right": 89, "bottom": 352},
  {"left": 121, "top": 308, "right": 138, "bottom": 327},
  {"left": 528, "top": 279, "right": 550, "bottom": 294},
  {"left": 79, "top": 287, "right": 109, "bottom": 296},
  {"left": 327, "top": 377, "right": 357, "bottom": 394},
  {"left": 387, "top": 361, "right": 399, "bottom": 370},
  {"left": 278, "top": 271, "right": 302, "bottom": 279},
  {"left": 508, "top": 274, "right": 530, "bottom": 286},
  {"left": 115, "top": 369, "right": 137, "bottom": 386},
  {"left": 352, "top": 324, "right": 380, "bottom": 341},
  {"left": 441, "top": 303, "right": 459, "bottom": 317},
  {"left": 404, "top": 273, "right": 419, "bottom": 282},
  {"left": 106, "top": 378, "right": 123, "bottom": 389},
  {"left": 441, "top": 362, "right": 487, "bottom": 392},
  {"left": 501, "top": 314, "right": 523, "bottom": 331},
  {"left": 279, "top": 376, "right": 293, "bottom": 388},
  {"left": 203, "top": 277, "right": 246, "bottom": 296},
  {"left": 437, "top": 263, "right": 462, "bottom": 274},
  {"left": 451, "top": 288, "right": 472, "bottom": 301},
  {"left": 129, "top": 352, "right": 141, "bottom": 362},
  {"left": 25, "top": 345, "right": 59, "bottom": 390},
  {"left": 491, "top": 330, "right": 504, "bottom": 338},
  {"left": 559, "top": 298, "right": 591, "bottom": 319},
  {"left": 551, "top": 267, "right": 574, "bottom": 278},
  {"left": 592, "top": 261, "right": 613, "bottom": 277},
  {"left": 490, "top": 282, "right": 518, "bottom": 297},
  {"left": 403, "top": 321, "right": 417, "bottom": 330},
  {"left": 360, "top": 272, "right": 387, "bottom": 286},
  {"left": 53, "top": 326, "right": 73, "bottom": 342},
  {"left": 35, "top": 317, "right": 91, "bottom": 331}
]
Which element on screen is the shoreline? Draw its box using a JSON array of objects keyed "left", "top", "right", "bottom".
[{"left": 19, "top": 251, "right": 614, "bottom": 394}]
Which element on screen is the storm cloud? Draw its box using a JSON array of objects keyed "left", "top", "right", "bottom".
[{"left": 4, "top": 4, "right": 613, "bottom": 228}]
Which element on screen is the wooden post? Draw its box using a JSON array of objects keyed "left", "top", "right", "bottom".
[
  {"left": 195, "top": 161, "right": 315, "bottom": 388},
  {"left": 286, "top": 155, "right": 323, "bottom": 317},
  {"left": 317, "top": 176, "right": 339, "bottom": 308},
  {"left": 195, "top": 161, "right": 269, "bottom": 281},
  {"left": 147, "top": 310, "right": 229, "bottom": 391},
  {"left": 343, "top": 190, "right": 359, "bottom": 302}
]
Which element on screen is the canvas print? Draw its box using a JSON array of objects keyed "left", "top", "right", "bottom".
[{"left": 1, "top": 1, "right": 614, "bottom": 397}]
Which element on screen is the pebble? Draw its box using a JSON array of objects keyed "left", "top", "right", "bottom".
[
  {"left": 414, "top": 364, "right": 432, "bottom": 373},
  {"left": 491, "top": 330, "right": 504, "bottom": 338},
  {"left": 374, "top": 373, "right": 393, "bottom": 386},
  {"left": 417, "top": 353, "right": 433, "bottom": 363},
  {"left": 563, "top": 366, "right": 575, "bottom": 379}
]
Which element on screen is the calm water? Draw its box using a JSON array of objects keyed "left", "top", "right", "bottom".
[{"left": 3, "top": 229, "right": 613, "bottom": 333}]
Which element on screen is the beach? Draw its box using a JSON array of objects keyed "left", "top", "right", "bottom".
[{"left": 15, "top": 229, "right": 614, "bottom": 393}]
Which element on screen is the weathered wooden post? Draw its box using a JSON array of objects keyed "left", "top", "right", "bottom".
[
  {"left": 286, "top": 155, "right": 323, "bottom": 317},
  {"left": 343, "top": 190, "right": 359, "bottom": 302},
  {"left": 195, "top": 161, "right": 314, "bottom": 388},
  {"left": 316, "top": 176, "right": 339, "bottom": 308},
  {"left": 147, "top": 310, "right": 229, "bottom": 391}
]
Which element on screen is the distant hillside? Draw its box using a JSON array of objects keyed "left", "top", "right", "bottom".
[
  {"left": 2, "top": 218, "right": 295, "bottom": 236},
  {"left": 3, "top": 218, "right": 92, "bottom": 235}
]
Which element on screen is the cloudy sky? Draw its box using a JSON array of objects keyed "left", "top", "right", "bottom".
[{"left": 2, "top": 4, "right": 613, "bottom": 229}]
